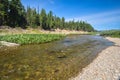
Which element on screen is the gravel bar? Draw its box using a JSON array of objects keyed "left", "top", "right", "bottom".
[{"left": 70, "top": 37, "right": 120, "bottom": 80}]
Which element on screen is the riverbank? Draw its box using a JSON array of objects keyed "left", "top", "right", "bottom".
[
  {"left": 0, "top": 34, "right": 64, "bottom": 45},
  {"left": 0, "top": 28, "right": 88, "bottom": 35},
  {"left": 70, "top": 37, "right": 120, "bottom": 80},
  {"left": 0, "top": 29, "right": 88, "bottom": 46}
]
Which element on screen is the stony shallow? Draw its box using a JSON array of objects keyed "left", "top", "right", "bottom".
[
  {"left": 0, "top": 35, "right": 113, "bottom": 80},
  {"left": 71, "top": 37, "right": 120, "bottom": 80}
]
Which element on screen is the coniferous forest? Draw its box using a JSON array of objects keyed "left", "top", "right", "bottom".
[{"left": 0, "top": 0, "right": 94, "bottom": 32}]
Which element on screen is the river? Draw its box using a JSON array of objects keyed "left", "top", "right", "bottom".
[{"left": 0, "top": 35, "right": 114, "bottom": 80}]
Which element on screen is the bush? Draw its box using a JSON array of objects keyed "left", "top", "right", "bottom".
[
  {"left": 100, "top": 30, "right": 120, "bottom": 38},
  {"left": 0, "top": 34, "right": 65, "bottom": 45}
]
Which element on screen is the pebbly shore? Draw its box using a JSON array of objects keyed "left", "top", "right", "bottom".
[{"left": 70, "top": 37, "right": 120, "bottom": 80}]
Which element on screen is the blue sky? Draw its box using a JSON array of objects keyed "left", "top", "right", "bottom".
[{"left": 21, "top": 0, "right": 120, "bottom": 30}]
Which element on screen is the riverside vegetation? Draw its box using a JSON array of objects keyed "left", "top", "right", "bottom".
[
  {"left": 0, "top": 34, "right": 65, "bottom": 45},
  {"left": 100, "top": 30, "right": 120, "bottom": 38},
  {"left": 0, "top": 0, "right": 95, "bottom": 45}
]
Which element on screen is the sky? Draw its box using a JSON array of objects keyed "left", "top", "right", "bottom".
[{"left": 21, "top": 0, "right": 120, "bottom": 30}]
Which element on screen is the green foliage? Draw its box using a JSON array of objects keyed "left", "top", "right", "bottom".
[
  {"left": 0, "top": 34, "right": 65, "bottom": 45},
  {"left": 0, "top": 0, "right": 9, "bottom": 25},
  {"left": 88, "top": 32, "right": 98, "bottom": 35},
  {"left": 65, "top": 20, "right": 94, "bottom": 32},
  {"left": 40, "top": 9, "right": 47, "bottom": 29},
  {"left": 0, "top": 0, "right": 94, "bottom": 31},
  {"left": 100, "top": 30, "right": 120, "bottom": 38},
  {"left": 47, "top": 11, "right": 54, "bottom": 29},
  {"left": 8, "top": 0, "right": 27, "bottom": 28},
  {"left": 0, "top": 0, "right": 26, "bottom": 28},
  {"left": 26, "top": 7, "right": 39, "bottom": 28}
]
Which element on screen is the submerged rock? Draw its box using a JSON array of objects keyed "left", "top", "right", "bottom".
[{"left": 0, "top": 41, "right": 20, "bottom": 47}]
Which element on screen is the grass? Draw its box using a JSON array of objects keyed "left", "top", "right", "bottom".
[
  {"left": 87, "top": 31, "right": 99, "bottom": 35},
  {"left": 0, "top": 34, "right": 65, "bottom": 45},
  {"left": 100, "top": 30, "right": 120, "bottom": 38}
]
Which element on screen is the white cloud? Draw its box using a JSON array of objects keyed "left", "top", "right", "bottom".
[
  {"left": 66, "top": 9, "right": 120, "bottom": 30},
  {"left": 66, "top": 9, "right": 120, "bottom": 25},
  {"left": 88, "top": 15, "right": 120, "bottom": 25}
]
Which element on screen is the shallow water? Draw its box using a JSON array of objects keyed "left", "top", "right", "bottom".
[{"left": 0, "top": 35, "right": 114, "bottom": 80}]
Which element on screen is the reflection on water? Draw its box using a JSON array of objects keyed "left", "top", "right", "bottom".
[{"left": 0, "top": 35, "right": 114, "bottom": 80}]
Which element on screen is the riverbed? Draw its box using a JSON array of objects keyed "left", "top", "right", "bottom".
[
  {"left": 71, "top": 37, "right": 120, "bottom": 80},
  {"left": 0, "top": 35, "right": 114, "bottom": 80}
]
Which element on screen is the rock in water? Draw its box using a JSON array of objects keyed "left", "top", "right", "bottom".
[{"left": 0, "top": 41, "right": 20, "bottom": 47}]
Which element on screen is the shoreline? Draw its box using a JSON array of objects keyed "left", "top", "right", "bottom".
[
  {"left": 0, "top": 28, "right": 89, "bottom": 35},
  {"left": 0, "top": 29, "right": 89, "bottom": 47},
  {"left": 70, "top": 37, "right": 120, "bottom": 80}
]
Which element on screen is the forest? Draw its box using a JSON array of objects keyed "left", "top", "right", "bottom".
[{"left": 0, "top": 0, "right": 94, "bottom": 32}]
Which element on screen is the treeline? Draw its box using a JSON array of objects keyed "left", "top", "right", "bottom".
[
  {"left": 0, "top": 0, "right": 26, "bottom": 28},
  {"left": 0, "top": 0, "right": 94, "bottom": 31},
  {"left": 100, "top": 30, "right": 120, "bottom": 38}
]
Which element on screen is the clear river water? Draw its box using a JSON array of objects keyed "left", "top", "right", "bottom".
[{"left": 0, "top": 35, "right": 114, "bottom": 80}]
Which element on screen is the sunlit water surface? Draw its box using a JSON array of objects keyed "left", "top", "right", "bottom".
[{"left": 0, "top": 35, "right": 114, "bottom": 80}]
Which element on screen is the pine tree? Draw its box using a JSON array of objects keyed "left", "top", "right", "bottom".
[
  {"left": 0, "top": 0, "right": 9, "bottom": 26},
  {"left": 40, "top": 9, "right": 47, "bottom": 29},
  {"left": 8, "top": 0, "right": 26, "bottom": 28},
  {"left": 47, "top": 11, "right": 54, "bottom": 30},
  {"left": 61, "top": 17, "right": 65, "bottom": 29}
]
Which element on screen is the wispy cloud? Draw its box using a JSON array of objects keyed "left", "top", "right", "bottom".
[
  {"left": 66, "top": 9, "right": 120, "bottom": 24},
  {"left": 88, "top": 15, "right": 120, "bottom": 25},
  {"left": 66, "top": 9, "right": 120, "bottom": 30}
]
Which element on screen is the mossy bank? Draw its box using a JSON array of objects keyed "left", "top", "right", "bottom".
[{"left": 0, "top": 34, "right": 65, "bottom": 45}]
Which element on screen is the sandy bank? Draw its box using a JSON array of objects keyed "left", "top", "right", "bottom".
[
  {"left": 70, "top": 37, "right": 120, "bottom": 80},
  {"left": 40, "top": 29, "right": 88, "bottom": 34},
  {"left": 0, "top": 28, "right": 88, "bottom": 35}
]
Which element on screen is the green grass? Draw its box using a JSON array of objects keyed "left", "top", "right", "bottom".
[
  {"left": 87, "top": 31, "right": 99, "bottom": 35},
  {"left": 0, "top": 34, "right": 65, "bottom": 45},
  {"left": 100, "top": 30, "right": 120, "bottom": 38}
]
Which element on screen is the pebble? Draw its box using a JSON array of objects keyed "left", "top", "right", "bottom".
[{"left": 70, "top": 37, "right": 120, "bottom": 80}]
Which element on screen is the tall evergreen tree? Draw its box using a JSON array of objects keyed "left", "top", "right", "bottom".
[
  {"left": 47, "top": 11, "right": 54, "bottom": 30},
  {"left": 40, "top": 9, "right": 47, "bottom": 30},
  {"left": 61, "top": 17, "right": 65, "bottom": 29},
  {"left": 26, "top": 7, "right": 40, "bottom": 28},
  {"left": 0, "top": 0, "right": 9, "bottom": 26},
  {"left": 26, "top": 6, "right": 31, "bottom": 26},
  {"left": 8, "top": 0, "right": 26, "bottom": 28}
]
